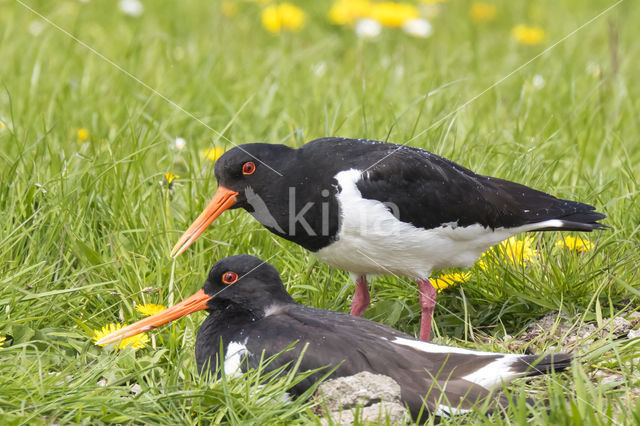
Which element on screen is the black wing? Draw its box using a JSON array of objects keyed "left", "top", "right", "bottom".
[
  {"left": 305, "top": 138, "right": 606, "bottom": 231},
  {"left": 358, "top": 146, "right": 606, "bottom": 231}
]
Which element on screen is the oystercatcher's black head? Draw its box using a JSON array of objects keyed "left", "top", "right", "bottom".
[
  {"left": 171, "top": 144, "right": 294, "bottom": 257},
  {"left": 94, "top": 255, "right": 294, "bottom": 346},
  {"left": 214, "top": 144, "right": 292, "bottom": 204},
  {"left": 202, "top": 255, "right": 294, "bottom": 312}
]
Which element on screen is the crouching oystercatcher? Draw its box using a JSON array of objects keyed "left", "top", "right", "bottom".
[
  {"left": 96, "top": 255, "right": 573, "bottom": 419},
  {"left": 170, "top": 137, "right": 607, "bottom": 341}
]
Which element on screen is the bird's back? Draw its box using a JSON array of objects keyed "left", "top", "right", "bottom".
[{"left": 301, "top": 137, "right": 606, "bottom": 231}]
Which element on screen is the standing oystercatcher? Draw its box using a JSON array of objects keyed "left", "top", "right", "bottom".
[
  {"left": 96, "top": 255, "right": 573, "bottom": 419},
  {"left": 170, "top": 137, "right": 607, "bottom": 341}
]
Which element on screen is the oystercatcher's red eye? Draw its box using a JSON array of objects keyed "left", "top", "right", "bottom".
[
  {"left": 221, "top": 271, "right": 238, "bottom": 285},
  {"left": 242, "top": 162, "right": 256, "bottom": 175}
]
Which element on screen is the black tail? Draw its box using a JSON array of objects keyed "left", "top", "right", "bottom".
[
  {"left": 490, "top": 176, "right": 609, "bottom": 231},
  {"left": 534, "top": 206, "right": 609, "bottom": 232},
  {"left": 513, "top": 353, "right": 573, "bottom": 377},
  {"left": 486, "top": 353, "right": 575, "bottom": 416}
]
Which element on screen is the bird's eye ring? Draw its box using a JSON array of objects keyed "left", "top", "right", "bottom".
[
  {"left": 242, "top": 162, "right": 256, "bottom": 175},
  {"left": 222, "top": 271, "right": 239, "bottom": 285}
]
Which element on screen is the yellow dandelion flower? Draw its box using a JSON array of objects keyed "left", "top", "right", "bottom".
[
  {"left": 370, "top": 2, "right": 419, "bottom": 28},
  {"left": 164, "top": 172, "right": 179, "bottom": 185},
  {"left": 201, "top": 146, "right": 226, "bottom": 162},
  {"left": 77, "top": 128, "right": 89, "bottom": 141},
  {"left": 0, "top": 336, "right": 6, "bottom": 347},
  {"left": 469, "top": 2, "right": 497, "bottom": 23},
  {"left": 499, "top": 236, "right": 537, "bottom": 265},
  {"left": 480, "top": 236, "right": 538, "bottom": 269},
  {"left": 329, "top": 0, "right": 372, "bottom": 26},
  {"left": 476, "top": 258, "right": 488, "bottom": 271},
  {"left": 221, "top": 1, "right": 237, "bottom": 18},
  {"left": 432, "top": 272, "right": 471, "bottom": 292},
  {"left": 555, "top": 236, "right": 594, "bottom": 253},
  {"left": 511, "top": 24, "right": 546, "bottom": 45},
  {"left": 135, "top": 303, "right": 167, "bottom": 316},
  {"left": 93, "top": 323, "right": 149, "bottom": 350},
  {"left": 262, "top": 3, "right": 306, "bottom": 33}
]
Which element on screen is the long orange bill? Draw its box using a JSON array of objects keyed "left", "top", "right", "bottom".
[
  {"left": 170, "top": 186, "right": 239, "bottom": 257},
  {"left": 95, "top": 289, "right": 211, "bottom": 346}
]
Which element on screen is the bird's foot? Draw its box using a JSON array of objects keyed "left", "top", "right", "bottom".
[
  {"left": 418, "top": 279, "right": 437, "bottom": 341},
  {"left": 350, "top": 275, "right": 370, "bottom": 317}
]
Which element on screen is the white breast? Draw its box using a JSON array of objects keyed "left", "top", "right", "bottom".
[{"left": 315, "top": 169, "right": 558, "bottom": 279}]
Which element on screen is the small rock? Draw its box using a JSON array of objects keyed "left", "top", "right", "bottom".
[
  {"left": 317, "top": 372, "right": 409, "bottom": 425},
  {"left": 610, "top": 317, "right": 632, "bottom": 335},
  {"left": 628, "top": 311, "right": 640, "bottom": 320},
  {"left": 318, "top": 371, "right": 401, "bottom": 411},
  {"left": 525, "top": 311, "right": 570, "bottom": 339},
  {"left": 324, "top": 401, "right": 408, "bottom": 425},
  {"left": 628, "top": 329, "right": 640, "bottom": 339},
  {"left": 600, "top": 374, "right": 625, "bottom": 386},
  {"left": 97, "top": 378, "right": 107, "bottom": 387},
  {"left": 565, "top": 323, "right": 597, "bottom": 346}
]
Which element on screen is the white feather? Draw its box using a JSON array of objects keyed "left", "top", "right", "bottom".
[
  {"left": 391, "top": 337, "right": 527, "bottom": 390},
  {"left": 315, "top": 169, "right": 562, "bottom": 278},
  {"left": 434, "top": 405, "right": 473, "bottom": 417},
  {"left": 263, "top": 304, "right": 285, "bottom": 317},
  {"left": 391, "top": 336, "right": 497, "bottom": 356},
  {"left": 461, "top": 355, "right": 524, "bottom": 390},
  {"left": 224, "top": 340, "right": 248, "bottom": 378}
]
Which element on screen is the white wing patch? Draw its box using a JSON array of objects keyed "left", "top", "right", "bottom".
[
  {"left": 391, "top": 337, "right": 525, "bottom": 390},
  {"left": 391, "top": 337, "right": 497, "bottom": 356},
  {"left": 434, "top": 405, "right": 473, "bottom": 417},
  {"left": 461, "top": 355, "right": 522, "bottom": 390},
  {"left": 224, "top": 340, "right": 249, "bottom": 378}
]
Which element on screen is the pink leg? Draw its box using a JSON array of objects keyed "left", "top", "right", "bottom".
[
  {"left": 350, "top": 275, "right": 370, "bottom": 317},
  {"left": 418, "top": 279, "right": 437, "bottom": 341}
]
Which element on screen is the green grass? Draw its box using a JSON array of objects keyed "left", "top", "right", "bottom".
[{"left": 1, "top": 0, "right": 639, "bottom": 423}]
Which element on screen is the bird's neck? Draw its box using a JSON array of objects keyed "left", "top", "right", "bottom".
[{"left": 243, "top": 184, "right": 341, "bottom": 252}]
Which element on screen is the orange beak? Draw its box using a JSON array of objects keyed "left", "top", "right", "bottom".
[
  {"left": 171, "top": 186, "right": 239, "bottom": 257},
  {"left": 95, "top": 289, "right": 211, "bottom": 346}
]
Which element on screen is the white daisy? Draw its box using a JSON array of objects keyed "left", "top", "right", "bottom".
[
  {"left": 532, "top": 74, "right": 546, "bottom": 90},
  {"left": 119, "top": 0, "right": 144, "bottom": 17},
  {"left": 174, "top": 137, "right": 186, "bottom": 151},
  {"left": 355, "top": 18, "right": 382, "bottom": 39},
  {"left": 403, "top": 18, "right": 432, "bottom": 39}
]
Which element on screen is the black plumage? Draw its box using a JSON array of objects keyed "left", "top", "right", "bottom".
[
  {"left": 171, "top": 137, "right": 607, "bottom": 341},
  {"left": 97, "top": 255, "right": 574, "bottom": 421},
  {"left": 210, "top": 138, "right": 606, "bottom": 244}
]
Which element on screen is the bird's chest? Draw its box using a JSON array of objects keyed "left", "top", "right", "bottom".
[{"left": 314, "top": 190, "right": 436, "bottom": 277}]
